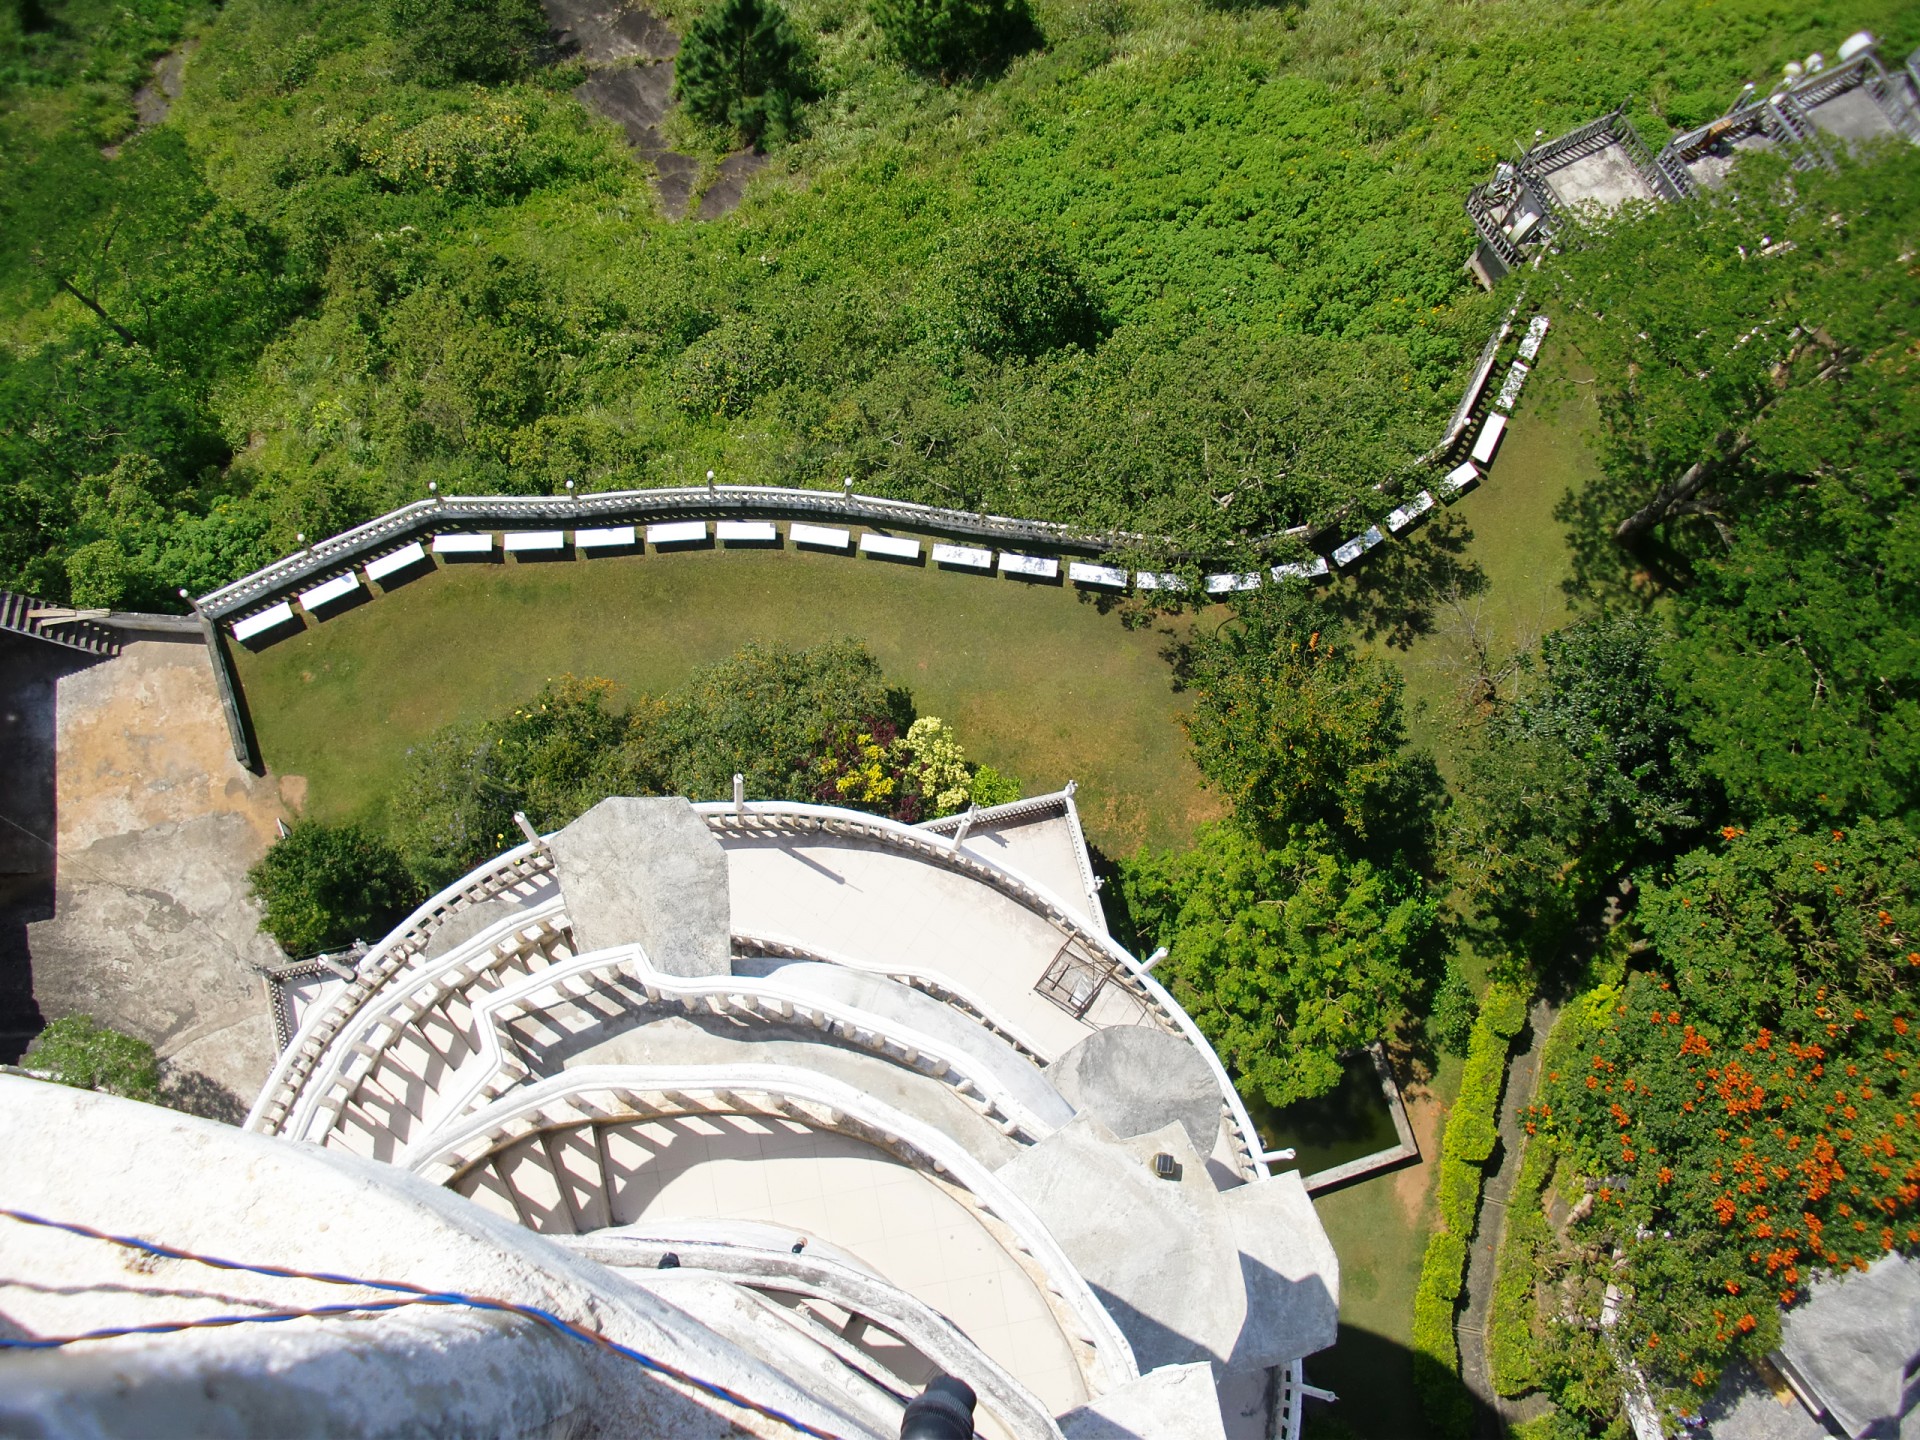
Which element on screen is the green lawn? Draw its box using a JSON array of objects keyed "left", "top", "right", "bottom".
[
  {"left": 1307, "top": 1054, "right": 1464, "bottom": 1439},
  {"left": 1345, "top": 344, "right": 1602, "bottom": 768},
  {"left": 235, "top": 540, "right": 1224, "bottom": 854}
]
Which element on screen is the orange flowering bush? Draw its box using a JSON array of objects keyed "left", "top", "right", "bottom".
[
  {"left": 1537, "top": 976, "right": 1919, "bottom": 1387},
  {"left": 1533, "top": 821, "right": 1920, "bottom": 1394}
]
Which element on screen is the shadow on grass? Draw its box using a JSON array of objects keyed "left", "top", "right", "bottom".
[
  {"left": 1303, "top": 1323, "right": 1503, "bottom": 1439},
  {"left": 1331, "top": 510, "right": 1490, "bottom": 651}
]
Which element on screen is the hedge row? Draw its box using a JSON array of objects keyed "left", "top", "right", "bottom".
[
  {"left": 1487, "top": 994, "right": 1601, "bottom": 1399},
  {"left": 1411, "top": 979, "right": 1532, "bottom": 1439}
]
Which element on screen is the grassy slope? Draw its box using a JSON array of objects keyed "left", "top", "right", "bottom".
[{"left": 236, "top": 541, "right": 1224, "bottom": 852}]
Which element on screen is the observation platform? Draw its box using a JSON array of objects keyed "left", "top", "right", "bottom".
[{"left": 245, "top": 789, "right": 1339, "bottom": 1440}]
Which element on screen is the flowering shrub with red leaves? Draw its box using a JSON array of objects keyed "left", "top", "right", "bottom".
[{"left": 1531, "top": 819, "right": 1920, "bottom": 1395}]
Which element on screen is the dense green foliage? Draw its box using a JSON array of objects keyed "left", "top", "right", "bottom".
[
  {"left": 1120, "top": 821, "right": 1437, "bottom": 1105},
  {"left": 675, "top": 0, "right": 816, "bottom": 145},
  {"left": 1120, "top": 589, "right": 1444, "bottom": 1105},
  {"left": 383, "top": 0, "right": 550, "bottom": 86},
  {"left": 1409, "top": 981, "right": 1530, "bottom": 1438},
  {"left": 389, "top": 641, "right": 1004, "bottom": 887},
  {"left": 1185, "top": 587, "right": 1440, "bottom": 863},
  {"left": 1450, "top": 612, "right": 1714, "bottom": 961},
  {"left": 247, "top": 818, "right": 420, "bottom": 955},
  {"left": 23, "top": 1014, "right": 160, "bottom": 1101},
  {"left": 868, "top": 0, "right": 1036, "bottom": 78},
  {"left": 1546, "top": 151, "right": 1920, "bottom": 825},
  {"left": 7, "top": 0, "right": 1906, "bottom": 605}
]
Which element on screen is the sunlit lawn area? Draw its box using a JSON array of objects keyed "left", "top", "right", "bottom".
[{"left": 234, "top": 540, "right": 1224, "bottom": 854}]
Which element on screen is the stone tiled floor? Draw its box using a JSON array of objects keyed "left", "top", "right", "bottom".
[
  {"left": 487, "top": 1113, "right": 1087, "bottom": 1411},
  {"left": 722, "top": 835, "right": 1146, "bottom": 1059}
]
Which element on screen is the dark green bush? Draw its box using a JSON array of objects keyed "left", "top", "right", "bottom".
[
  {"left": 869, "top": 0, "right": 1037, "bottom": 77},
  {"left": 24, "top": 1015, "right": 160, "bottom": 1101},
  {"left": 669, "top": 317, "right": 789, "bottom": 416},
  {"left": 248, "top": 818, "right": 420, "bottom": 956},
  {"left": 923, "top": 219, "right": 1101, "bottom": 364},
  {"left": 383, "top": 0, "right": 548, "bottom": 85},
  {"left": 1427, "top": 957, "right": 1478, "bottom": 1056},
  {"left": 674, "top": 0, "right": 817, "bottom": 146}
]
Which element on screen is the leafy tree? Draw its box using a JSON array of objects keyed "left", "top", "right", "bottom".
[
  {"left": 673, "top": 0, "right": 816, "bottom": 147},
  {"left": 382, "top": 0, "right": 548, "bottom": 85},
  {"left": 1184, "top": 588, "right": 1441, "bottom": 865},
  {"left": 1530, "top": 819, "right": 1920, "bottom": 1398},
  {"left": 669, "top": 316, "right": 789, "bottom": 416},
  {"left": 394, "top": 675, "right": 634, "bottom": 888},
  {"left": 1119, "top": 821, "right": 1439, "bottom": 1105},
  {"left": 1426, "top": 957, "right": 1478, "bottom": 1056},
  {"left": 627, "top": 640, "right": 913, "bottom": 803},
  {"left": 869, "top": 0, "right": 1037, "bottom": 78},
  {"left": 23, "top": 1015, "right": 160, "bottom": 1102},
  {"left": 248, "top": 819, "right": 421, "bottom": 956},
  {"left": 922, "top": 220, "right": 1102, "bottom": 363},
  {"left": 1544, "top": 150, "right": 1920, "bottom": 552},
  {"left": 1450, "top": 612, "right": 1713, "bottom": 962},
  {"left": 1633, "top": 816, "right": 1920, "bottom": 1038}
]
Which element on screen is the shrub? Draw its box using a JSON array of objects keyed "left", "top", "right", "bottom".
[
  {"left": 1435, "top": 1156, "right": 1481, "bottom": 1237},
  {"left": 968, "top": 763, "right": 1021, "bottom": 808},
  {"left": 923, "top": 220, "right": 1101, "bottom": 363},
  {"left": 869, "top": 0, "right": 1037, "bottom": 77},
  {"left": 248, "top": 819, "right": 420, "bottom": 957},
  {"left": 383, "top": 0, "right": 548, "bottom": 84},
  {"left": 669, "top": 317, "right": 788, "bottom": 416},
  {"left": 24, "top": 1015, "right": 159, "bottom": 1101},
  {"left": 674, "top": 0, "right": 817, "bottom": 147},
  {"left": 1419, "top": 1231, "right": 1468, "bottom": 1301},
  {"left": 1428, "top": 957, "right": 1478, "bottom": 1056}
]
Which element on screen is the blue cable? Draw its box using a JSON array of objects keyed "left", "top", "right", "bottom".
[{"left": 0, "top": 1208, "right": 845, "bottom": 1440}]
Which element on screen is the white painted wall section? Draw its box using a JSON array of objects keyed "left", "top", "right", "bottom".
[
  {"left": 648, "top": 521, "right": 709, "bottom": 547},
  {"left": 859, "top": 533, "right": 921, "bottom": 561},
  {"left": 432, "top": 532, "right": 494, "bottom": 555},
  {"left": 998, "top": 552, "right": 1058, "bottom": 579},
  {"left": 574, "top": 526, "right": 637, "bottom": 550},
  {"left": 789, "top": 523, "right": 852, "bottom": 550},
  {"left": 232, "top": 601, "right": 297, "bottom": 641},
  {"left": 1068, "top": 562, "right": 1128, "bottom": 589},
  {"left": 932, "top": 543, "right": 994, "bottom": 570},
  {"left": 364, "top": 542, "right": 427, "bottom": 582},
  {"left": 297, "top": 573, "right": 361, "bottom": 612}
]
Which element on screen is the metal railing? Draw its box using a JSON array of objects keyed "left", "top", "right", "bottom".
[
  {"left": 198, "top": 486, "right": 1154, "bottom": 622},
  {"left": 246, "top": 839, "right": 559, "bottom": 1134}
]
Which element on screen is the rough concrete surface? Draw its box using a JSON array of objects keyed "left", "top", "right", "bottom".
[
  {"left": 24, "top": 639, "right": 292, "bottom": 1115},
  {"left": 550, "top": 797, "right": 731, "bottom": 973},
  {"left": 0, "top": 1076, "right": 862, "bottom": 1440},
  {"left": 1050, "top": 1024, "right": 1223, "bottom": 1156}
]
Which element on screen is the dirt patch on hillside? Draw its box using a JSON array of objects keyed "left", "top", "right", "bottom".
[
  {"left": 103, "top": 42, "right": 194, "bottom": 158},
  {"left": 546, "top": 0, "right": 762, "bottom": 219}
]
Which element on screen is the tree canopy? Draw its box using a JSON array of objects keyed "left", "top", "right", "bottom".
[
  {"left": 247, "top": 818, "right": 420, "bottom": 955},
  {"left": 1121, "top": 821, "right": 1439, "bottom": 1105},
  {"left": 673, "top": 0, "right": 816, "bottom": 147},
  {"left": 868, "top": 0, "right": 1036, "bottom": 78}
]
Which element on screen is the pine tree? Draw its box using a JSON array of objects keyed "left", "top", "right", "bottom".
[{"left": 673, "top": 0, "right": 816, "bottom": 147}]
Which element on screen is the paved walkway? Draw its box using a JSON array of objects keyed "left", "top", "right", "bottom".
[
  {"left": 1458, "top": 997, "right": 1559, "bottom": 1438},
  {"left": 24, "top": 639, "right": 297, "bottom": 1116}
]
